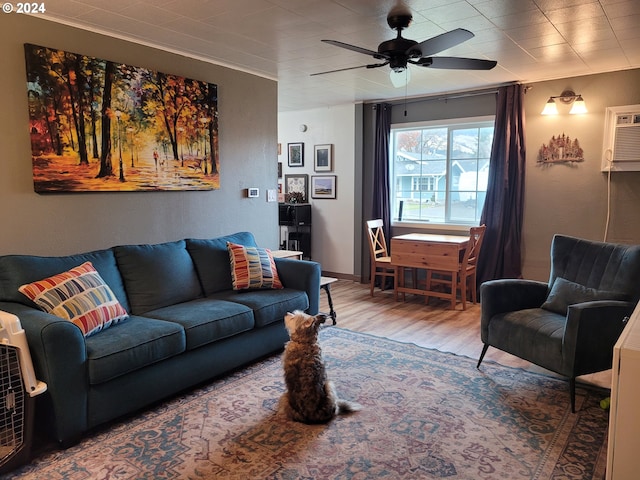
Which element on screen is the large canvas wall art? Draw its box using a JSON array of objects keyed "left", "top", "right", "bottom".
[{"left": 24, "top": 44, "right": 219, "bottom": 193}]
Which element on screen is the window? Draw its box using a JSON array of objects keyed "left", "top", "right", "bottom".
[{"left": 390, "top": 116, "right": 494, "bottom": 226}]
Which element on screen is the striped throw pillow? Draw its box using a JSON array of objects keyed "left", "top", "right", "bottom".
[
  {"left": 18, "top": 261, "right": 129, "bottom": 337},
  {"left": 227, "top": 242, "right": 283, "bottom": 291}
]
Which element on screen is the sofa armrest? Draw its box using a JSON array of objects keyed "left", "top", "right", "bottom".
[
  {"left": 563, "top": 300, "right": 635, "bottom": 376},
  {"left": 0, "top": 301, "right": 88, "bottom": 445},
  {"left": 480, "top": 279, "right": 549, "bottom": 341},
  {"left": 274, "top": 258, "right": 321, "bottom": 315}
]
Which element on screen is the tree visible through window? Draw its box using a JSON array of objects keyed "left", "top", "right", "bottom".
[{"left": 390, "top": 117, "right": 494, "bottom": 225}]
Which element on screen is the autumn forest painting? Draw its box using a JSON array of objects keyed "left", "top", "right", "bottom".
[{"left": 25, "top": 44, "right": 219, "bottom": 193}]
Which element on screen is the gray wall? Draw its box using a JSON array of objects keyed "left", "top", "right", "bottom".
[
  {"left": 360, "top": 69, "right": 640, "bottom": 282},
  {"left": 0, "top": 14, "right": 278, "bottom": 256},
  {"left": 523, "top": 69, "right": 640, "bottom": 280}
]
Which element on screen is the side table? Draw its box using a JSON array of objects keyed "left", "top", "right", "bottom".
[
  {"left": 320, "top": 276, "right": 338, "bottom": 325},
  {"left": 271, "top": 249, "right": 304, "bottom": 260}
]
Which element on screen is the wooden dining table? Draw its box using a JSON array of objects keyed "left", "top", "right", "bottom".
[{"left": 390, "top": 233, "right": 470, "bottom": 309}]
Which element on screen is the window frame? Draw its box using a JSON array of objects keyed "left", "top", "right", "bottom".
[{"left": 389, "top": 115, "right": 495, "bottom": 231}]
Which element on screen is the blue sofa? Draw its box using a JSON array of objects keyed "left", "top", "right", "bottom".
[{"left": 0, "top": 232, "right": 321, "bottom": 446}]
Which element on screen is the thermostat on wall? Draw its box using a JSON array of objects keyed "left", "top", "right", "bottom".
[{"left": 247, "top": 188, "right": 259, "bottom": 198}]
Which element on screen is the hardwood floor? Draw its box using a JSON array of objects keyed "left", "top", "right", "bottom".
[{"left": 319, "top": 279, "right": 611, "bottom": 390}]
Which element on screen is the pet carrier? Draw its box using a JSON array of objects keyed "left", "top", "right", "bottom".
[{"left": 0, "top": 311, "right": 47, "bottom": 474}]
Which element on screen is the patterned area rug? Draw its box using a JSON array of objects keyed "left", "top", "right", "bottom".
[{"left": 9, "top": 328, "right": 609, "bottom": 479}]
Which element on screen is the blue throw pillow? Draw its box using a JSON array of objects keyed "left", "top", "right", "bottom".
[{"left": 541, "top": 277, "right": 628, "bottom": 315}]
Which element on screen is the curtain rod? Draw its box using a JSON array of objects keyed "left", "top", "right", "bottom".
[
  {"left": 389, "top": 87, "right": 497, "bottom": 107},
  {"left": 371, "top": 82, "right": 524, "bottom": 108}
]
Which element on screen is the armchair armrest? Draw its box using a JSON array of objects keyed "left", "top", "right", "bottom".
[
  {"left": 274, "top": 258, "right": 321, "bottom": 315},
  {"left": 563, "top": 300, "right": 635, "bottom": 376},
  {"left": 480, "top": 279, "right": 549, "bottom": 340},
  {"left": 0, "top": 301, "right": 88, "bottom": 444}
]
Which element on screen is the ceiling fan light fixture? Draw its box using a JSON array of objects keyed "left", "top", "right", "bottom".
[
  {"left": 314, "top": 7, "right": 496, "bottom": 81},
  {"left": 541, "top": 98, "right": 558, "bottom": 115},
  {"left": 389, "top": 67, "right": 410, "bottom": 88}
]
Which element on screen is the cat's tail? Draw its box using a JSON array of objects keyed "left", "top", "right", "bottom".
[{"left": 337, "top": 399, "right": 362, "bottom": 415}]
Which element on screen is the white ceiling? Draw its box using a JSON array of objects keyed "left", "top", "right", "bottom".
[{"left": 39, "top": 0, "right": 640, "bottom": 112}]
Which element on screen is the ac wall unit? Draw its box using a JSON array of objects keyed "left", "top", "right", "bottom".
[{"left": 601, "top": 104, "right": 640, "bottom": 172}]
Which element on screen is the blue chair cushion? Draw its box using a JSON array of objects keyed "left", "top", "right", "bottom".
[
  {"left": 541, "top": 277, "right": 629, "bottom": 315},
  {"left": 488, "top": 308, "right": 565, "bottom": 372},
  {"left": 550, "top": 234, "right": 640, "bottom": 303}
]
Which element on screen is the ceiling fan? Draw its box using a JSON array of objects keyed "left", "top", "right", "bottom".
[{"left": 312, "top": 5, "right": 497, "bottom": 87}]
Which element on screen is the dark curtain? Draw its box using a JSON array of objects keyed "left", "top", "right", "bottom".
[
  {"left": 477, "top": 84, "right": 527, "bottom": 285},
  {"left": 371, "top": 103, "right": 392, "bottom": 245}
]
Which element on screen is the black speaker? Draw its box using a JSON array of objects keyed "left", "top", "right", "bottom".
[{"left": 278, "top": 203, "right": 311, "bottom": 226}]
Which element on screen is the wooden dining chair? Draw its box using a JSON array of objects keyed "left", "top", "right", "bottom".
[
  {"left": 366, "top": 219, "right": 397, "bottom": 297},
  {"left": 426, "top": 225, "right": 486, "bottom": 310}
]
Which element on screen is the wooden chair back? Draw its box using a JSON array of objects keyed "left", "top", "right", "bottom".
[
  {"left": 366, "top": 219, "right": 389, "bottom": 261},
  {"left": 462, "top": 225, "right": 486, "bottom": 270}
]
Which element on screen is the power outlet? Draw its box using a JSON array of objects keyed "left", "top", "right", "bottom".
[{"left": 267, "top": 189, "right": 277, "bottom": 202}]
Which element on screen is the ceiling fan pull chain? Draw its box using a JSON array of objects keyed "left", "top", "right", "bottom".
[{"left": 404, "top": 72, "right": 408, "bottom": 117}]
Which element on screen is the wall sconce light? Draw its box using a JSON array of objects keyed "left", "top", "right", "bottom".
[{"left": 541, "top": 90, "right": 588, "bottom": 115}]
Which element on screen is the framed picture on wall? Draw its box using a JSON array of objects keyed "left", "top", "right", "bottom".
[
  {"left": 314, "top": 144, "right": 333, "bottom": 172},
  {"left": 284, "top": 174, "right": 308, "bottom": 203},
  {"left": 288, "top": 143, "right": 304, "bottom": 167},
  {"left": 24, "top": 43, "right": 219, "bottom": 193},
  {"left": 311, "top": 175, "right": 337, "bottom": 199}
]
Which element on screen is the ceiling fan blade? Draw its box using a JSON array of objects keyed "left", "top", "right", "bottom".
[
  {"left": 413, "top": 56, "right": 497, "bottom": 70},
  {"left": 310, "top": 62, "right": 389, "bottom": 76},
  {"left": 409, "top": 28, "right": 475, "bottom": 57},
  {"left": 321, "top": 39, "right": 387, "bottom": 59}
]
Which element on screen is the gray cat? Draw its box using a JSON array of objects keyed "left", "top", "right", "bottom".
[{"left": 279, "top": 310, "right": 361, "bottom": 424}]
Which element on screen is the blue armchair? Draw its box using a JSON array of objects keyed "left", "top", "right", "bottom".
[{"left": 477, "top": 234, "right": 640, "bottom": 412}]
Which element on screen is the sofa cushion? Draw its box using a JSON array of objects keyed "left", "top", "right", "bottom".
[
  {"left": 114, "top": 240, "right": 202, "bottom": 315},
  {"left": 227, "top": 242, "right": 283, "bottom": 291},
  {"left": 86, "top": 316, "right": 186, "bottom": 385},
  {"left": 143, "top": 298, "right": 255, "bottom": 350},
  {"left": 0, "top": 248, "right": 129, "bottom": 311},
  {"left": 18, "top": 262, "right": 129, "bottom": 337},
  {"left": 186, "top": 232, "right": 258, "bottom": 295},
  {"left": 541, "top": 277, "right": 629, "bottom": 315},
  {"left": 213, "top": 288, "right": 309, "bottom": 328}
]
